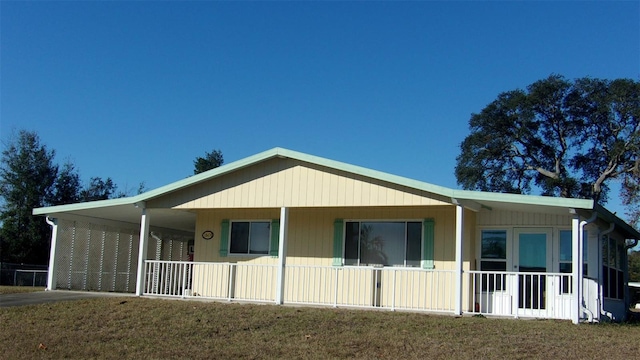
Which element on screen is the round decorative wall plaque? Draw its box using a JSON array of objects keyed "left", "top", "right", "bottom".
[{"left": 202, "top": 230, "right": 214, "bottom": 240}]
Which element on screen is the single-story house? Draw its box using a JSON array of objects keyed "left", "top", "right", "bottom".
[{"left": 33, "top": 147, "right": 640, "bottom": 323}]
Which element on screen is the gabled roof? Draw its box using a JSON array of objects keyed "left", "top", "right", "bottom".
[
  {"left": 32, "top": 147, "right": 638, "bottom": 238},
  {"left": 33, "top": 147, "right": 594, "bottom": 212}
]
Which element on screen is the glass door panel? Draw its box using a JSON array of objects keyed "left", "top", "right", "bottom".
[{"left": 516, "top": 231, "right": 549, "bottom": 310}]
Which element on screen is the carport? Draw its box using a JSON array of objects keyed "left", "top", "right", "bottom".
[{"left": 33, "top": 197, "right": 195, "bottom": 293}]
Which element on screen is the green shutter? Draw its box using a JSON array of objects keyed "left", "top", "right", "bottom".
[
  {"left": 422, "top": 218, "right": 435, "bottom": 269},
  {"left": 270, "top": 219, "right": 280, "bottom": 257},
  {"left": 219, "top": 219, "right": 230, "bottom": 257},
  {"left": 333, "top": 219, "right": 344, "bottom": 266}
]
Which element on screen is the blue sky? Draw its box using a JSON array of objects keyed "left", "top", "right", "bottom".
[{"left": 1, "top": 1, "right": 639, "bottom": 215}]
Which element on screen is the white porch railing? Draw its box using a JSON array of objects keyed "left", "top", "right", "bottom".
[
  {"left": 143, "top": 261, "right": 597, "bottom": 320},
  {"left": 285, "top": 265, "right": 456, "bottom": 312},
  {"left": 143, "top": 260, "right": 456, "bottom": 312},
  {"left": 144, "top": 260, "right": 192, "bottom": 297},
  {"left": 143, "top": 260, "right": 278, "bottom": 302},
  {"left": 465, "top": 270, "right": 590, "bottom": 320}
]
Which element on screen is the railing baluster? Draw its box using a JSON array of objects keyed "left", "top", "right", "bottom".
[
  {"left": 333, "top": 267, "right": 339, "bottom": 307},
  {"left": 227, "top": 263, "right": 233, "bottom": 301},
  {"left": 141, "top": 262, "right": 576, "bottom": 320}
]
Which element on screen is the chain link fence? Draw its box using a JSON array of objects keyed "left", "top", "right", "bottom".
[{"left": 0, "top": 263, "right": 48, "bottom": 286}]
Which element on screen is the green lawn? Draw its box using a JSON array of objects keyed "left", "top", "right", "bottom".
[{"left": 1, "top": 296, "right": 639, "bottom": 359}]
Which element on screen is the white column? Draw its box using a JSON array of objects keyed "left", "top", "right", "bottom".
[
  {"left": 454, "top": 204, "right": 464, "bottom": 315},
  {"left": 45, "top": 217, "right": 59, "bottom": 291},
  {"left": 571, "top": 214, "right": 581, "bottom": 324},
  {"left": 275, "top": 207, "right": 289, "bottom": 305},
  {"left": 135, "top": 208, "right": 151, "bottom": 296}
]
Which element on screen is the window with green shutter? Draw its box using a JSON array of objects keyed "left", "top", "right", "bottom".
[
  {"left": 270, "top": 219, "right": 280, "bottom": 257},
  {"left": 338, "top": 219, "right": 431, "bottom": 268},
  {"left": 221, "top": 219, "right": 279, "bottom": 257},
  {"left": 219, "top": 219, "right": 230, "bottom": 257},
  {"left": 422, "top": 219, "right": 434, "bottom": 269},
  {"left": 333, "top": 219, "right": 344, "bottom": 266}
]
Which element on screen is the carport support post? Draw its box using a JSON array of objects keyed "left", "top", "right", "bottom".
[
  {"left": 276, "top": 207, "right": 289, "bottom": 305},
  {"left": 136, "top": 207, "right": 151, "bottom": 296},
  {"left": 571, "top": 214, "right": 581, "bottom": 324},
  {"left": 454, "top": 204, "right": 464, "bottom": 315},
  {"left": 46, "top": 217, "right": 59, "bottom": 291}
]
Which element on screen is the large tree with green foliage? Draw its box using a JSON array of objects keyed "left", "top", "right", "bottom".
[
  {"left": 455, "top": 75, "right": 640, "bottom": 223},
  {"left": 50, "top": 161, "right": 81, "bottom": 205},
  {"left": 194, "top": 149, "right": 224, "bottom": 175},
  {"left": 79, "top": 177, "right": 118, "bottom": 201},
  {"left": 0, "top": 130, "right": 58, "bottom": 264},
  {"left": 0, "top": 130, "right": 136, "bottom": 264},
  {"left": 629, "top": 251, "right": 640, "bottom": 282}
]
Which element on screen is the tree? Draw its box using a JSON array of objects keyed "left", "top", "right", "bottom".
[
  {"left": 0, "top": 130, "right": 58, "bottom": 264},
  {"left": 79, "top": 177, "right": 118, "bottom": 201},
  {"left": 629, "top": 250, "right": 640, "bottom": 282},
  {"left": 456, "top": 75, "right": 640, "bottom": 208},
  {"left": 194, "top": 149, "right": 224, "bottom": 175},
  {"left": 49, "top": 161, "right": 81, "bottom": 205}
]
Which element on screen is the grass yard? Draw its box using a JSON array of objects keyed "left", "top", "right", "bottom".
[
  {"left": 0, "top": 285, "right": 45, "bottom": 294},
  {"left": 1, "top": 296, "right": 640, "bottom": 359}
]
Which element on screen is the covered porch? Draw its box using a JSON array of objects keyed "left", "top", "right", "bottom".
[{"left": 137, "top": 204, "right": 593, "bottom": 322}]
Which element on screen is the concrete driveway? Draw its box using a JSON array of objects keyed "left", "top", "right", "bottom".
[{"left": 0, "top": 290, "right": 133, "bottom": 308}]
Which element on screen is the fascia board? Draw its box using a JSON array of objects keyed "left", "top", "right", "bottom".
[
  {"left": 136, "top": 148, "right": 284, "bottom": 202},
  {"left": 32, "top": 148, "right": 297, "bottom": 216},
  {"left": 34, "top": 147, "right": 612, "bottom": 220},
  {"left": 137, "top": 147, "right": 458, "bottom": 204},
  {"left": 593, "top": 203, "right": 640, "bottom": 240},
  {"left": 32, "top": 197, "right": 141, "bottom": 216},
  {"left": 452, "top": 189, "right": 595, "bottom": 209},
  {"left": 274, "top": 148, "right": 456, "bottom": 199}
]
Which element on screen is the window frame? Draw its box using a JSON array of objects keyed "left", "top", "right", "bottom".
[
  {"left": 228, "top": 220, "right": 272, "bottom": 256},
  {"left": 342, "top": 219, "right": 424, "bottom": 268},
  {"left": 602, "top": 235, "right": 625, "bottom": 300},
  {"left": 557, "top": 229, "right": 588, "bottom": 294},
  {"left": 479, "top": 229, "right": 508, "bottom": 292}
]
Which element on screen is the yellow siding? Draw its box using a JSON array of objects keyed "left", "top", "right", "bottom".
[
  {"left": 194, "top": 208, "right": 280, "bottom": 265},
  {"left": 192, "top": 206, "right": 475, "bottom": 307},
  {"left": 147, "top": 158, "right": 450, "bottom": 209},
  {"left": 477, "top": 209, "right": 572, "bottom": 227},
  {"left": 191, "top": 263, "right": 230, "bottom": 298},
  {"left": 194, "top": 206, "right": 476, "bottom": 266},
  {"left": 378, "top": 269, "right": 456, "bottom": 310}
]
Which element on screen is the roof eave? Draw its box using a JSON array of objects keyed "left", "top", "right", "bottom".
[
  {"left": 593, "top": 203, "right": 640, "bottom": 240},
  {"left": 136, "top": 147, "right": 458, "bottom": 204},
  {"left": 32, "top": 196, "right": 142, "bottom": 216},
  {"left": 452, "top": 189, "right": 595, "bottom": 209}
]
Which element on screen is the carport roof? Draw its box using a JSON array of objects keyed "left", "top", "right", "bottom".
[{"left": 32, "top": 147, "right": 639, "bottom": 238}]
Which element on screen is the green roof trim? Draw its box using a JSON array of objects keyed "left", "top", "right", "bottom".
[
  {"left": 451, "top": 189, "right": 594, "bottom": 209},
  {"left": 32, "top": 196, "right": 142, "bottom": 216},
  {"left": 31, "top": 147, "right": 640, "bottom": 240},
  {"left": 31, "top": 147, "right": 597, "bottom": 216}
]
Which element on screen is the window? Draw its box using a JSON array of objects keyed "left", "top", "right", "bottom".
[
  {"left": 602, "top": 235, "right": 625, "bottom": 300},
  {"left": 480, "top": 230, "right": 507, "bottom": 291},
  {"left": 229, "top": 221, "right": 270, "bottom": 255},
  {"left": 558, "top": 230, "right": 588, "bottom": 294},
  {"left": 344, "top": 221, "right": 421, "bottom": 267}
]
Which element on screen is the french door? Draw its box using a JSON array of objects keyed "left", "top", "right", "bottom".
[{"left": 513, "top": 228, "right": 552, "bottom": 313}]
